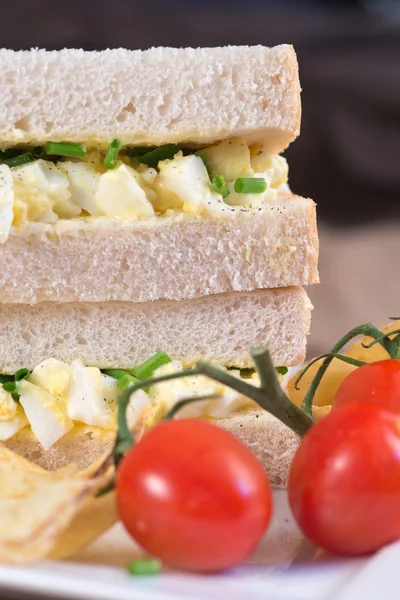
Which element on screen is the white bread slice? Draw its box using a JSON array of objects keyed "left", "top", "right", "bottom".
[
  {"left": 3, "top": 410, "right": 299, "bottom": 489},
  {"left": 1, "top": 196, "right": 318, "bottom": 304},
  {"left": 0, "top": 45, "right": 301, "bottom": 152},
  {"left": 218, "top": 411, "right": 299, "bottom": 489},
  {"left": 0, "top": 287, "right": 312, "bottom": 374}
]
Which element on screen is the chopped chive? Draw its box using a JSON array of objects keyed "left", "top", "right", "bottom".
[
  {"left": 127, "top": 558, "right": 162, "bottom": 576},
  {"left": 104, "top": 139, "right": 122, "bottom": 170},
  {"left": 0, "top": 374, "right": 13, "bottom": 383},
  {"left": 3, "top": 381, "right": 16, "bottom": 392},
  {"left": 234, "top": 177, "right": 268, "bottom": 194},
  {"left": 2, "top": 152, "right": 36, "bottom": 168},
  {"left": 125, "top": 146, "right": 156, "bottom": 158},
  {"left": 103, "top": 369, "right": 133, "bottom": 381},
  {"left": 14, "top": 368, "right": 30, "bottom": 381},
  {"left": 212, "top": 175, "right": 230, "bottom": 199},
  {"left": 0, "top": 149, "right": 21, "bottom": 160},
  {"left": 3, "top": 381, "right": 19, "bottom": 401},
  {"left": 117, "top": 373, "right": 141, "bottom": 391},
  {"left": 138, "top": 144, "right": 180, "bottom": 167},
  {"left": 133, "top": 351, "right": 172, "bottom": 380},
  {"left": 276, "top": 366, "right": 288, "bottom": 376},
  {"left": 32, "top": 146, "right": 52, "bottom": 161},
  {"left": 46, "top": 141, "right": 86, "bottom": 158}
]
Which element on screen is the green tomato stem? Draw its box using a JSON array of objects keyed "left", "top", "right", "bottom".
[
  {"left": 294, "top": 353, "right": 367, "bottom": 391},
  {"left": 250, "top": 347, "right": 314, "bottom": 436},
  {"left": 300, "top": 323, "right": 398, "bottom": 416},
  {"left": 113, "top": 349, "right": 315, "bottom": 470},
  {"left": 163, "top": 394, "right": 222, "bottom": 420},
  {"left": 361, "top": 328, "right": 400, "bottom": 350}
]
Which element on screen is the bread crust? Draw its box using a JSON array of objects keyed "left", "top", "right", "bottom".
[
  {"left": 0, "top": 197, "right": 318, "bottom": 304},
  {"left": 0, "top": 45, "right": 301, "bottom": 151}
]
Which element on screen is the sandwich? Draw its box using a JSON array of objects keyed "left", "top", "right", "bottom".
[{"left": 0, "top": 44, "right": 318, "bottom": 487}]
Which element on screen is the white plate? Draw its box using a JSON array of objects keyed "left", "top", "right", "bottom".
[{"left": 0, "top": 491, "right": 393, "bottom": 600}]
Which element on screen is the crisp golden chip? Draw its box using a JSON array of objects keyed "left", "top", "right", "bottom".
[
  {"left": 0, "top": 446, "right": 112, "bottom": 564},
  {"left": 347, "top": 323, "right": 399, "bottom": 363},
  {"left": 286, "top": 358, "right": 357, "bottom": 418},
  {"left": 49, "top": 490, "right": 117, "bottom": 560}
]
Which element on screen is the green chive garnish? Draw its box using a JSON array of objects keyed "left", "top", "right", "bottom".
[
  {"left": 133, "top": 351, "right": 171, "bottom": 380},
  {"left": 138, "top": 144, "right": 180, "bottom": 167},
  {"left": 2, "top": 153, "right": 36, "bottom": 168},
  {"left": 0, "top": 149, "right": 21, "bottom": 160},
  {"left": 103, "top": 369, "right": 141, "bottom": 390},
  {"left": 117, "top": 373, "right": 141, "bottom": 391},
  {"left": 46, "top": 141, "right": 86, "bottom": 159},
  {"left": 125, "top": 146, "right": 156, "bottom": 158},
  {"left": 102, "top": 369, "right": 134, "bottom": 381},
  {"left": 276, "top": 366, "right": 288, "bottom": 376},
  {"left": 234, "top": 177, "right": 268, "bottom": 194},
  {"left": 212, "top": 175, "right": 230, "bottom": 199},
  {"left": 14, "top": 368, "right": 30, "bottom": 381},
  {"left": 104, "top": 139, "right": 122, "bottom": 170},
  {"left": 3, "top": 382, "right": 16, "bottom": 392},
  {"left": 127, "top": 558, "right": 162, "bottom": 576},
  {"left": 3, "top": 381, "right": 19, "bottom": 401},
  {"left": 0, "top": 374, "right": 13, "bottom": 384}
]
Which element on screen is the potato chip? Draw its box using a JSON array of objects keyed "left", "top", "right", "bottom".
[
  {"left": 0, "top": 446, "right": 110, "bottom": 564},
  {"left": 286, "top": 358, "right": 357, "bottom": 417},
  {"left": 49, "top": 490, "right": 118, "bottom": 560},
  {"left": 347, "top": 322, "right": 400, "bottom": 363}
]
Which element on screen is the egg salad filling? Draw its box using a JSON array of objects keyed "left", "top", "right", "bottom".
[
  {"left": 0, "top": 352, "right": 264, "bottom": 451},
  {"left": 0, "top": 138, "right": 290, "bottom": 243}
]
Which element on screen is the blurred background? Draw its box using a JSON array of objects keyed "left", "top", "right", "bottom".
[{"left": 1, "top": 0, "right": 400, "bottom": 355}]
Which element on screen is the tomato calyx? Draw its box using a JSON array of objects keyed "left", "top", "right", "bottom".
[{"left": 296, "top": 321, "right": 400, "bottom": 417}]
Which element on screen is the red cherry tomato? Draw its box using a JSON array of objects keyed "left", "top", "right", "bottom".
[
  {"left": 288, "top": 401, "right": 400, "bottom": 555},
  {"left": 334, "top": 359, "right": 400, "bottom": 412},
  {"left": 116, "top": 419, "right": 272, "bottom": 572}
]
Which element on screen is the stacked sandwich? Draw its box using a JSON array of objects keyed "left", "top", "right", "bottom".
[{"left": 0, "top": 45, "right": 318, "bottom": 485}]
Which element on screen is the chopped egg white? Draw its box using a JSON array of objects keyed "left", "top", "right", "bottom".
[
  {"left": 2, "top": 356, "right": 263, "bottom": 448},
  {"left": 0, "top": 164, "right": 14, "bottom": 243},
  {"left": 29, "top": 358, "right": 72, "bottom": 398},
  {"left": 224, "top": 183, "right": 266, "bottom": 208},
  {"left": 96, "top": 163, "right": 155, "bottom": 219},
  {"left": 17, "top": 379, "right": 73, "bottom": 450},
  {"left": 250, "top": 148, "right": 289, "bottom": 188},
  {"left": 149, "top": 360, "right": 258, "bottom": 422},
  {"left": 11, "top": 159, "right": 74, "bottom": 223},
  {"left": 67, "top": 360, "right": 115, "bottom": 429},
  {"left": 127, "top": 389, "right": 153, "bottom": 430},
  {"left": 102, "top": 373, "right": 120, "bottom": 404},
  {"left": 100, "top": 372, "right": 152, "bottom": 430},
  {"left": 3, "top": 138, "right": 290, "bottom": 237},
  {"left": 156, "top": 154, "right": 226, "bottom": 216},
  {"left": 59, "top": 162, "right": 102, "bottom": 216},
  {"left": 137, "top": 164, "right": 158, "bottom": 185},
  {"left": 0, "top": 387, "right": 28, "bottom": 440}
]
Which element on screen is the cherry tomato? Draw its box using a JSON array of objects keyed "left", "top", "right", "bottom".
[
  {"left": 116, "top": 419, "right": 272, "bottom": 572},
  {"left": 334, "top": 359, "right": 400, "bottom": 412},
  {"left": 288, "top": 401, "right": 400, "bottom": 555}
]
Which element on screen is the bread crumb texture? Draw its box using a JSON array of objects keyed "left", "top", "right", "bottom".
[
  {"left": 0, "top": 288, "right": 312, "bottom": 373},
  {"left": 0, "top": 45, "right": 300, "bottom": 151}
]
